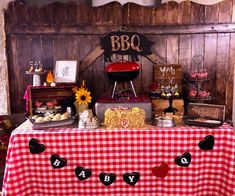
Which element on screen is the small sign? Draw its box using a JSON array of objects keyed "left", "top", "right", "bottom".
[
  {"left": 100, "top": 31, "right": 154, "bottom": 62},
  {"left": 154, "top": 64, "right": 182, "bottom": 95},
  {"left": 54, "top": 60, "right": 78, "bottom": 83}
]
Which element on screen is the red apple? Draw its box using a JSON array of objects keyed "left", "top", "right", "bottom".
[
  {"left": 35, "top": 101, "right": 43, "bottom": 108},
  {"left": 198, "top": 91, "right": 207, "bottom": 98},
  {"left": 198, "top": 72, "right": 208, "bottom": 79},
  {"left": 52, "top": 99, "right": 58, "bottom": 106},
  {"left": 197, "top": 69, "right": 208, "bottom": 79},
  {"left": 202, "top": 72, "right": 208, "bottom": 78},
  {"left": 190, "top": 72, "right": 197, "bottom": 79},
  {"left": 197, "top": 72, "right": 204, "bottom": 79},
  {"left": 46, "top": 101, "right": 54, "bottom": 108},
  {"left": 188, "top": 90, "right": 197, "bottom": 97}
]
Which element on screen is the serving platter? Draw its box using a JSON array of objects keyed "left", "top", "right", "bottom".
[
  {"left": 28, "top": 116, "right": 76, "bottom": 129},
  {"left": 184, "top": 118, "right": 222, "bottom": 128}
]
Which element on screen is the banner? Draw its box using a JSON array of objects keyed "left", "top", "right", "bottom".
[
  {"left": 92, "top": 0, "right": 225, "bottom": 6},
  {"left": 92, "top": 0, "right": 155, "bottom": 6},
  {"left": 162, "top": 0, "right": 225, "bottom": 5}
]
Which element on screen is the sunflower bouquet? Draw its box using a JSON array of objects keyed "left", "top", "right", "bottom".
[{"left": 73, "top": 80, "right": 92, "bottom": 113}]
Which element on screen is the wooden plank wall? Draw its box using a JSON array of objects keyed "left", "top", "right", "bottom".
[{"left": 4, "top": 0, "right": 235, "bottom": 120}]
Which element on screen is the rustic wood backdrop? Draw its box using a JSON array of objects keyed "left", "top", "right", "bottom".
[{"left": 4, "top": 0, "right": 235, "bottom": 119}]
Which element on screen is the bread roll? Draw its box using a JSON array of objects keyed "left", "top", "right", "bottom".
[
  {"left": 52, "top": 115, "right": 61, "bottom": 121},
  {"left": 32, "top": 115, "right": 38, "bottom": 120},
  {"left": 43, "top": 116, "right": 51, "bottom": 122},
  {"left": 35, "top": 117, "right": 44, "bottom": 123}
]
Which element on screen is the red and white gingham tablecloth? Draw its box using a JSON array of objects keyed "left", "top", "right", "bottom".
[{"left": 2, "top": 123, "right": 235, "bottom": 196}]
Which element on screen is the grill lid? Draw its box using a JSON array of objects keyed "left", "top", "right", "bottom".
[{"left": 105, "top": 62, "right": 140, "bottom": 73}]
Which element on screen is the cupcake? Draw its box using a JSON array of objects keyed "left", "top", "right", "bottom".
[
  {"left": 37, "top": 106, "right": 47, "bottom": 112},
  {"left": 54, "top": 105, "right": 62, "bottom": 110}
]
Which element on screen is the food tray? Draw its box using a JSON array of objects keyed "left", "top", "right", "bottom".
[
  {"left": 186, "top": 103, "right": 225, "bottom": 120},
  {"left": 29, "top": 117, "right": 76, "bottom": 129},
  {"left": 184, "top": 103, "right": 225, "bottom": 127},
  {"left": 184, "top": 118, "right": 223, "bottom": 128}
]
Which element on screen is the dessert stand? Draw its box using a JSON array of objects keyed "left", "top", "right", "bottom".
[
  {"left": 25, "top": 70, "right": 47, "bottom": 87},
  {"left": 163, "top": 95, "right": 178, "bottom": 114}
]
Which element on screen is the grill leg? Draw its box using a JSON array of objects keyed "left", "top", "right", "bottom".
[
  {"left": 130, "top": 81, "right": 137, "bottom": 98},
  {"left": 112, "top": 81, "right": 117, "bottom": 98}
]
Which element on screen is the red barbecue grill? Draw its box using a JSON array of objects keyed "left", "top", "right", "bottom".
[{"left": 105, "top": 61, "right": 140, "bottom": 98}]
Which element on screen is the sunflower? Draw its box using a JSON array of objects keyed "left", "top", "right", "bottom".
[{"left": 75, "top": 87, "right": 92, "bottom": 105}]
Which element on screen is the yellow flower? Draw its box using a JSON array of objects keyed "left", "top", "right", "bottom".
[{"left": 75, "top": 88, "right": 92, "bottom": 105}]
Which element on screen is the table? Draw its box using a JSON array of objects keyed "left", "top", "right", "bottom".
[{"left": 2, "top": 121, "right": 235, "bottom": 196}]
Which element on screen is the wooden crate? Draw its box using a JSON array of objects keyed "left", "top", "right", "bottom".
[{"left": 28, "top": 85, "right": 75, "bottom": 116}]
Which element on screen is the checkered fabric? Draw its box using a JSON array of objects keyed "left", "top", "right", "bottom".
[{"left": 2, "top": 123, "right": 235, "bottom": 196}]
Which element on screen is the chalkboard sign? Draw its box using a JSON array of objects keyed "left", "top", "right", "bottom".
[
  {"left": 153, "top": 64, "right": 182, "bottom": 95},
  {"left": 100, "top": 31, "right": 154, "bottom": 62}
]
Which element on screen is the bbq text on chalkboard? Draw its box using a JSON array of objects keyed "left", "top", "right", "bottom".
[{"left": 100, "top": 31, "right": 154, "bottom": 62}]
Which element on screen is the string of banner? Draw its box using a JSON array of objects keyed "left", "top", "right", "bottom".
[{"left": 29, "top": 134, "right": 214, "bottom": 186}]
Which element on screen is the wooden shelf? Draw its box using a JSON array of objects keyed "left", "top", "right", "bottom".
[
  {"left": 188, "top": 78, "right": 209, "bottom": 82},
  {"left": 188, "top": 96, "right": 212, "bottom": 101}
]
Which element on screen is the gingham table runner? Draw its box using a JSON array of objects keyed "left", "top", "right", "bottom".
[{"left": 2, "top": 123, "right": 235, "bottom": 196}]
